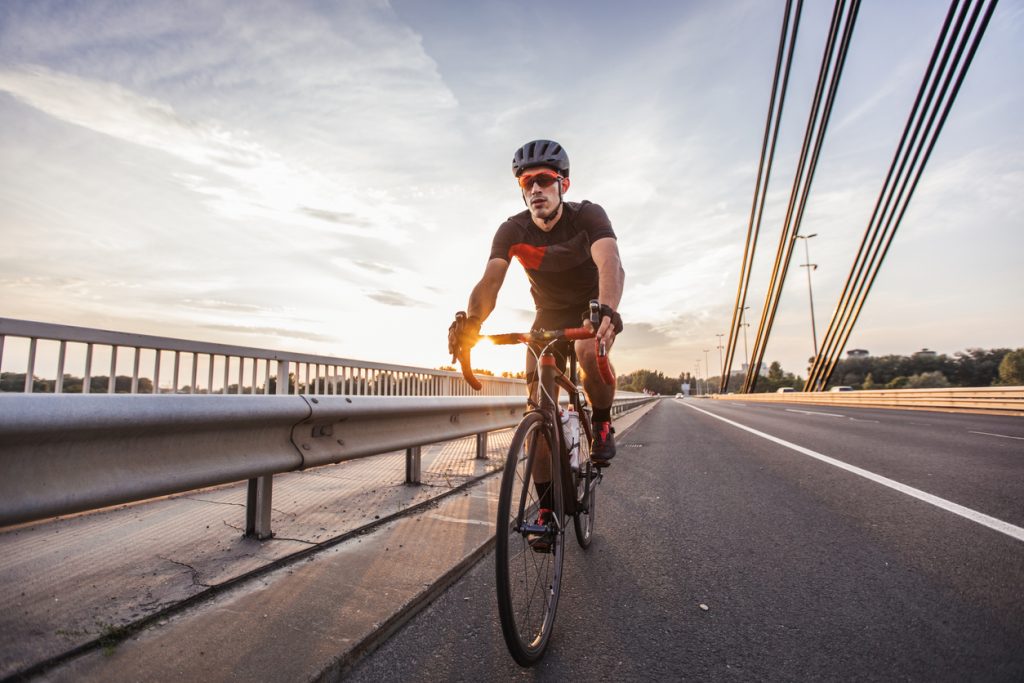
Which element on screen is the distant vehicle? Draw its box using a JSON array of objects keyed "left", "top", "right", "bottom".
[
  {"left": 829, "top": 386, "right": 854, "bottom": 392},
  {"left": 675, "top": 393, "right": 684, "bottom": 399},
  {"left": 776, "top": 387, "right": 795, "bottom": 393}
]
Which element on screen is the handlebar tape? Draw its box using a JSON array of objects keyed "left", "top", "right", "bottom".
[{"left": 459, "top": 351, "right": 483, "bottom": 391}]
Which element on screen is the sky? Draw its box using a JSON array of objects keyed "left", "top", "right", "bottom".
[{"left": 1, "top": 0, "right": 1021, "bottom": 382}]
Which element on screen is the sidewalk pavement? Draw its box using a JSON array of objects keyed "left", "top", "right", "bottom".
[{"left": 4, "top": 400, "right": 658, "bottom": 682}]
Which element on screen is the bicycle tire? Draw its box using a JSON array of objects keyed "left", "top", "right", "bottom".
[
  {"left": 495, "top": 411, "right": 565, "bottom": 666},
  {"left": 572, "top": 410, "right": 597, "bottom": 548}
]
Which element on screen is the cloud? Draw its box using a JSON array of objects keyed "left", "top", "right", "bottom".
[
  {"left": 0, "top": 63, "right": 413, "bottom": 241},
  {"left": 353, "top": 261, "right": 397, "bottom": 275},
  {"left": 0, "top": 64, "right": 261, "bottom": 170},
  {"left": 199, "top": 323, "right": 337, "bottom": 344},
  {"left": 300, "top": 207, "right": 375, "bottom": 229},
  {"left": 179, "top": 299, "right": 279, "bottom": 315},
  {"left": 365, "top": 290, "right": 427, "bottom": 307}
]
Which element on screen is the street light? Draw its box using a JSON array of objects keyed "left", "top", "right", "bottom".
[
  {"left": 795, "top": 233, "right": 819, "bottom": 357},
  {"left": 739, "top": 305, "right": 751, "bottom": 372},
  {"left": 715, "top": 333, "right": 724, "bottom": 377},
  {"left": 703, "top": 348, "right": 710, "bottom": 393}
]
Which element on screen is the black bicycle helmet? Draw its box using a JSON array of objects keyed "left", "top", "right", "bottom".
[{"left": 512, "top": 139, "right": 570, "bottom": 178}]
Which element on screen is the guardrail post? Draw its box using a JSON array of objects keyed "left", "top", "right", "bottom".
[
  {"left": 245, "top": 475, "right": 274, "bottom": 540},
  {"left": 405, "top": 446, "right": 422, "bottom": 485},
  {"left": 475, "top": 431, "right": 488, "bottom": 459}
]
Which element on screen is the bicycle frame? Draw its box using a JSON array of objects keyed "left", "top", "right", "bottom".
[{"left": 518, "top": 340, "right": 593, "bottom": 530}]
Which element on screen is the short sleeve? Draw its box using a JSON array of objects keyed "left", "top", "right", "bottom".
[
  {"left": 488, "top": 220, "right": 518, "bottom": 262},
  {"left": 578, "top": 202, "right": 616, "bottom": 244}
]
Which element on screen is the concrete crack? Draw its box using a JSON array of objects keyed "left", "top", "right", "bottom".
[
  {"left": 186, "top": 497, "right": 246, "bottom": 508},
  {"left": 159, "top": 556, "right": 211, "bottom": 588},
  {"left": 269, "top": 536, "right": 317, "bottom": 546}
]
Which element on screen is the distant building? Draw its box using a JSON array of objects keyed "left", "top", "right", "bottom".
[
  {"left": 847, "top": 349, "right": 870, "bottom": 357},
  {"left": 732, "top": 363, "right": 767, "bottom": 377},
  {"left": 913, "top": 348, "right": 937, "bottom": 357}
]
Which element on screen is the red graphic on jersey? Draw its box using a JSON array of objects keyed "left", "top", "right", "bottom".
[{"left": 509, "top": 243, "right": 546, "bottom": 270}]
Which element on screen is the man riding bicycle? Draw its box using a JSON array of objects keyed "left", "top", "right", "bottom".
[{"left": 448, "top": 139, "right": 625, "bottom": 467}]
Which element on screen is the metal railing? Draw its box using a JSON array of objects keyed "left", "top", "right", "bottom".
[
  {"left": 0, "top": 317, "right": 658, "bottom": 537},
  {"left": 0, "top": 317, "right": 522, "bottom": 396},
  {"left": 713, "top": 386, "right": 1024, "bottom": 416}
]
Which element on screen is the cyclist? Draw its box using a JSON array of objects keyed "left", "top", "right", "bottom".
[{"left": 448, "top": 139, "right": 625, "bottom": 474}]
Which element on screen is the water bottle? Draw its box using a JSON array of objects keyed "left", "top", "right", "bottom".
[{"left": 561, "top": 408, "right": 581, "bottom": 471}]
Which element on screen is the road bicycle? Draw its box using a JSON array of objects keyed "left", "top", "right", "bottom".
[{"left": 456, "top": 301, "right": 614, "bottom": 665}]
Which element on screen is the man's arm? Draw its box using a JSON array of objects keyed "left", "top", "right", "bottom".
[
  {"left": 467, "top": 258, "right": 510, "bottom": 323},
  {"left": 590, "top": 237, "right": 625, "bottom": 346}
]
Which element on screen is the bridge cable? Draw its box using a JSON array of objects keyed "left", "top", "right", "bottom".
[
  {"left": 743, "top": 0, "right": 861, "bottom": 393},
  {"left": 805, "top": 0, "right": 998, "bottom": 390},
  {"left": 720, "top": 0, "right": 803, "bottom": 393}
]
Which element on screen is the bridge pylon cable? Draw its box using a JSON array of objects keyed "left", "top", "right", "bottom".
[
  {"left": 721, "top": 0, "right": 802, "bottom": 394},
  {"left": 805, "top": 0, "right": 999, "bottom": 391},
  {"left": 742, "top": 0, "right": 860, "bottom": 393}
]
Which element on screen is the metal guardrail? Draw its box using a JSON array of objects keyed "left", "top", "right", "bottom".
[
  {"left": 0, "top": 392, "right": 657, "bottom": 535},
  {"left": 0, "top": 317, "right": 522, "bottom": 396},
  {"left": 713, "top": 386, "right": 1024, "bottom": 416}
]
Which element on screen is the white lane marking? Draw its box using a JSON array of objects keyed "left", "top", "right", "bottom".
[
  {"left": 681, "top": 402, "right": 1024, "bottom": 543},
  {"left": 969, "top": 431, "right": 1024, "bottom": 441},
  {"left": 786, "top": 408, "right": 845, "bottom": 418},
  {"left": 849, "top": 418, "right": 880, "bottom": 423}
]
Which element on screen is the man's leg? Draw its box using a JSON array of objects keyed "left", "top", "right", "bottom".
[
  {"left": 575, "top": 339, "right": 616, "bottom": 463},
  {"left": 525, "top": 349, "right": 553, "bottom": 507}
]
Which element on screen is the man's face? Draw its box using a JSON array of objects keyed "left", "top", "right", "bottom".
[{"left": 518, "top": 167, "right": 566, "bottom": 222}]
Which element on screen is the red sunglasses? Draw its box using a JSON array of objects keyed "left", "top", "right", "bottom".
[{"left": 518, "top": 171, "right": 562, "bottom": 190}]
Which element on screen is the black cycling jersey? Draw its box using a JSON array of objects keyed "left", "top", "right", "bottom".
[{"left": 489, "top": 200, "right": 616, "bottom": 312}]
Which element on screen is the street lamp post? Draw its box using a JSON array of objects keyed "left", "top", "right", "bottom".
[
  {"left": 715, "top": 333, "right": 724, "bottom": 375},
  {"left": 796, "top": 233, "right": 819, "bottom": 357},
  {"left": 740, "top": 306, "right": 750, "bottom": 372},
  {"left": 703, "top": 348, "right": 710, "bottom": 393}
]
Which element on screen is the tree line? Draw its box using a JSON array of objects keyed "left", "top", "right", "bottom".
[{"left": 615, "top": 347, "right": 1023, "bottom": 394}]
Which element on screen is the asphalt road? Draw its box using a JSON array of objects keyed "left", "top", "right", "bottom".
[{"left": 345, "top": 399, "right": 1024, "bottom": 682}]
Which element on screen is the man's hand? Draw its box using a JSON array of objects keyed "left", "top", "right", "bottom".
[
  {"left": 584, "top": 303, "right": 622, "bottom": 352},
  {"left": 448, "top": 312, "right": 482, "bottom": 363}
]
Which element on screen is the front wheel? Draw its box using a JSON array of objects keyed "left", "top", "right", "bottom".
[{"left": 495, "top": 411, "right": 565, "bottom": 666}]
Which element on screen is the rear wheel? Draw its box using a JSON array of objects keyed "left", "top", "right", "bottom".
[
  {"left": 495, "top": 411, "right": 565, "bottom": 666},
  {"left": 573, "top": 413, "right": 597, "bottom": 548}
]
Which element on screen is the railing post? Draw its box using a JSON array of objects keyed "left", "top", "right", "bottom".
[
  {"left": 277, "top": 360, "right": 290, "bottom": 395},
  {"left": 25, "top": 338, "right": 37, "bottom": 393},
  {"left": 83, "top": 343, "right": 93, "bottom": 394},
  {"left": 405, "top": 446, "right": 422, "bottom": 485},
  {"left": 245, "top": 474, "right": 274, "bottom": 540},
  {"left": 131, "top": 347, "right": 141, "bottom": 394},
  {"left": 476, "top": 431, "right": 488, "bottom": 459},
  {"left": 56, "top": 341, "right": 67, "bottom": 393}
]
